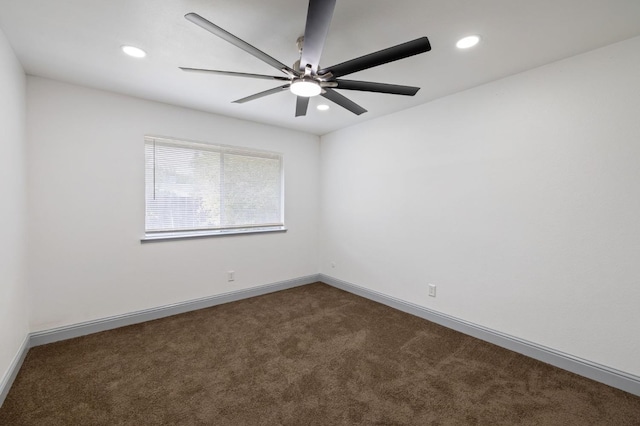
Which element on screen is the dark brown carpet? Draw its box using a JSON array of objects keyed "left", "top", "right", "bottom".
[{"left": 1, "top": 283, "right": 639, "bottom": 425}]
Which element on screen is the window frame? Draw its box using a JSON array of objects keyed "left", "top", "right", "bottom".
[{"left": 141, "top": 135, "right": 286, "bottom": 242}]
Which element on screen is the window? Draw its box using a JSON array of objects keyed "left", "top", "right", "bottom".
[{"left": 144, "top": 136, "right": 284, "bottom": 240}]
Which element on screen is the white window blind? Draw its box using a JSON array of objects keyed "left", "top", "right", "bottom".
[{"left": 144, "top": 136, "right": 284, "bottom": 238}]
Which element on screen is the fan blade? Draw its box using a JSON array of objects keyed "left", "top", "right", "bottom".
[
  {"left": 180, "top": 68, "right": 291, "bottom": 81},
  {"left": 335, "top": 79, "right": 420, "bottom": 96},
  {"left": 300, "top": 0, "right": 336, "bottom": 72},
  {"left": 185, "top": 13, "right": 295, "bottom": 75},
  {"left": 318, "top": 37, "right": 431, "bottom": 78},
  {"left": 321, "top": 89, "right": 367, "bottom": 115},
  {"left": 233, "top": 85, "right": 290, "bottom": 104},
  {"left": 295, "top": 96, "right": 310, "bottom": 117}
]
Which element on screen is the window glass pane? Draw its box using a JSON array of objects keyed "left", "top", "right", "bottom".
[
  {"left": 222, "top": 153, "right": 282, "bottom": 226},
  {"left": 144, "top": 136, "right": 283, "bottom": 236},
  {"left": 146, "top": 142, "right": 221, "bottom": 231}
]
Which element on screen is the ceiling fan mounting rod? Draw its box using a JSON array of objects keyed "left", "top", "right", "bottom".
[{"left": 303, "top": 64, "right": 313, "bottom": 76}]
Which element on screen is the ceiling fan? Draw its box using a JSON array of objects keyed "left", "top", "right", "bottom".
[{"left": 180, "top": 0, "right": 431, "bottom": 117}]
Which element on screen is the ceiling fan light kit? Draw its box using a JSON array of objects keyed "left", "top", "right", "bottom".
[
  {"left": 181, "top": 0, "right": 431, "bottom": 117},
  {"left": 290, "top": 79, "right": 322, "bottom": 97}
]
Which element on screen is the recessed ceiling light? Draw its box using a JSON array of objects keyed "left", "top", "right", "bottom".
[
  {"left": 317, "top": 104, "right": 330, "bottom": 111},
  {"left": 290, "top": 79, "right": 322, "bottom": 97},
  {"left": 456, "top": 35, "right": 481, "bottom": 49},
  {"left": 121, "top": 45, "right": 146, "bottom": 58}
]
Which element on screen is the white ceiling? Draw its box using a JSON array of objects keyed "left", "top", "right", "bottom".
[{"left": 1, "top": 0, "right": 640, "bottom": 135}]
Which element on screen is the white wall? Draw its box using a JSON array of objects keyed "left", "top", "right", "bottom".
[
  {"left": 27, "top": 77, "right": 320, "bottom": 331},
  {"left": 0, "top": 28, "right": 28, "bottom": 384},
  {"left": 320, "top": 36, "right": 640, "bottom": 376}
]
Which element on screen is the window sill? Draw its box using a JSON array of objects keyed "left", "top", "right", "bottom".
[{"left": 141, "top": 227, "right": 287, "bottom": 243}]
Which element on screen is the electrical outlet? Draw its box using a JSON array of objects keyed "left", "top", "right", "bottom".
[
  {"left": 331, "top": 262, "right": 336, "bottom": 268},
  {"left": 227, "top": 271, "right": 235, "bottom": 282},
  {"left": 428, "top": 284, "right": 436, "bottom": 297}
]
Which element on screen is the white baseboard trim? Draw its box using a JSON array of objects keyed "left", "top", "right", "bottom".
[
  {"left": 0, "top": 334, "right": 30, "bottom": 408},
  {"left": 319, "top": 273, "right": 640, "bottom": 397},
  {"left": 4, "top": 273, "right": 637, "bottom": 408},
  {"left": 30, "top": 275, "right": 318, "bottom": 347}
]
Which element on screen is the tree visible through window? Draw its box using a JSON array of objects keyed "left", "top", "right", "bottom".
[{"left": 144, "top": 136, "right": 284, "bottom": 238}]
